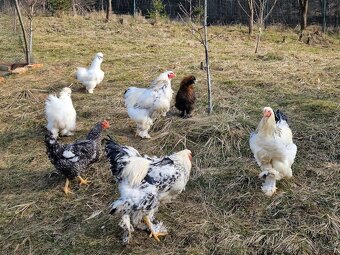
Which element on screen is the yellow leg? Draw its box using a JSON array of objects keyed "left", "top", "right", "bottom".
[
  {"left": 63, "top": 178, "right": 73, "bottom": 195},
  {"left": 77, "top": 175, "right": 91, "bottom": 186},
  {"left": 143, "top": 216, "right": 167, "bottom": 242}
]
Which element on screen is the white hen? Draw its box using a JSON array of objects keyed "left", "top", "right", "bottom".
[
  {"left": 249, "top": 107, "right": 297, "bottom": 196},
  {"left": 76, "top": 52, "right": 104, "bottom": 93},
  {"left": 124, "top": 71, "right": 176, "bottom": 138},
  {"left": 45, "top": 87, "right": 76, "bottom": 139}
]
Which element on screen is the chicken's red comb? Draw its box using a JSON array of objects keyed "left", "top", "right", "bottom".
[{"left": 101, "top": 120, "right": 110, "bottom": 129}]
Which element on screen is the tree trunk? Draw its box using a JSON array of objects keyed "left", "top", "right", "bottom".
[
  {"left": 14, "top": 0, "right": 30, "bottom": 64},
  {"left": 72, "top": 0, "right": 77, "bottom": 16},
  {"left": 29, "top": 7, "right": 33, "bottom": 63},
  {"left": 203, "top": 0, "right": 212, "bottom": 114},
  {"left": 13, "top": 7, "right": 17, "bottom": 33},
  {"left": 255, "top": 27, "right": 262, "bottom": 54},
  {"left": 106, "top": 0, "right": 112, "bottom": 22},
  {"left": 248, "top": 0, "right": 253, "bottom": 35},
  {"left": 322, "top": 0, "right": 327, "bottom": 33},
  {"left": 298, "top": 0, "right": 308, "bottom": 31}
]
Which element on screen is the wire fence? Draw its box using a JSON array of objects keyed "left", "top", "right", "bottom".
[
  {"left": 0, "top": 0, "right": 339, "bottom": 65},
  {"left": 0, "top": 0, "right": 339, "bottom": 27},
  {"left": 110, "top": 0, "right": 339, "bottom": 27}
]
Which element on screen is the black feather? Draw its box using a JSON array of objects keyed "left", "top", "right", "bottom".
[
  {"left": 274, "top": 109, "right": 288, "bottom": 123},
  {"left": 105, "top": 137, "right": 140, "bottom": 179},
  {"left": 45, "top": 122, "right": 105, "bottom": 180}
]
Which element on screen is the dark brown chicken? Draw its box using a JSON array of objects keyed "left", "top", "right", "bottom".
[{"left": 175, "top": 75, "right": 196, "bottom": 118}]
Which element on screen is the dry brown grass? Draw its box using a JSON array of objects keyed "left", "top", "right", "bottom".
[{"left": 0, "top": 14, "right": 339, "bottom": 255}]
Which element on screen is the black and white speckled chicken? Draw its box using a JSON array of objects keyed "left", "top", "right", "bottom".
[
  {"left": 105, "top": 136, "right": 192, "bottom": 243},
  {"left": 45, "top": 120, "right": 110, "bottom": 194}
]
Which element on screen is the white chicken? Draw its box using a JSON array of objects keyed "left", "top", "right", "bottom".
[
  {"left": 105, "top": 136, "right": 192, "bottom": 243},
  {"left": 45, "top": 87, "right": 76, "bottom": 139},
  {"left": 249, "top": 107, "right": 297, "bottom": 196},
  {"left": 76, "top": 52, "right": 104, "bottom": 93},
  {"left": 124, "top": 71, "right": 176, "bottom": 138}
]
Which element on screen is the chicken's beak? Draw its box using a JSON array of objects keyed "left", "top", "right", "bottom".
[{"left": 263, "top": 111, "right": 272, "bottom": 118}]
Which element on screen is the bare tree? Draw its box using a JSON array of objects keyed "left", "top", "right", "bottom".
[
  {"left": 72, "top": 0, "right": 77, "bottom": 16},
  {"left": 14, "top": 0, "right": 30, "bottom": 64},
  {"left": 106, "top": 0, "right": 112, "bottom": 22},
  {"left": 238, "top": 0, "right": 278, "bottom": 52},
  {"left": 27, "top": 0, "right": 38, "bottom": 63},
  {"left": 319, "top": 0, "right": 328, "bottom": 33},
  {"left": 203, "top": 0, "right": 212, "bottom": 114},
  {"left": 254, "top": 0, "right": 278, "bottom": 53},
  {"left": 298, "top": 0, "right": 308, "bottom": 32},
  {"left": 237, "top": 0, "right": 254, "bottom": 35},
  {"left": 179, "top": 0, "right": 193, "bottom": 22},
  {"left": 179, "top": 0, "right": 213, "bottom": 114}
]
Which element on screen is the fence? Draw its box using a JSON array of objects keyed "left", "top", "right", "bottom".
[{"left": 110, "top": 0, "right": 339, "bottom": 27}]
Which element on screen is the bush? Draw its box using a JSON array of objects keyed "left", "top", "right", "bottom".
[
  {"left": 147, "top": 0, "right": 167, "bottom": 21},
  {"left": 47, "top": 0, "right": 71, "bottom": 15}
]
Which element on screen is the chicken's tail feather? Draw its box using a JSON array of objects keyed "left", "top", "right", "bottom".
[
  {"left": 124, "top": 87, "right": 145, "bottom": 108},
  {"left": 274, "top": 110, "right": 288, "bottom": 123},
  {"left": 105, "top": 137, "right": 138, "bottom": 178}
]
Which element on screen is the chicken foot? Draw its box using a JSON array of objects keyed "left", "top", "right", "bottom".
[
  {"left": 63, "top": 178, "right": 73, "bottom": 195},
  {"left": 77, "top": 175, "right": 91, "bottom": 186},
  {"left": 143, "top": 216, "right": 167, "bottom": 242},
  {"left": 181, "top": 110, "right": 192, "bottom": 119}
]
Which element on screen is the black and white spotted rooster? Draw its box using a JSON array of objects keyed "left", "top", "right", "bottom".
[
  {"left": 45, "top": 120, "right": 110, "bottom": 194},
  {"left": 105, "top": 136, "right": 192, "bottom": 243}
]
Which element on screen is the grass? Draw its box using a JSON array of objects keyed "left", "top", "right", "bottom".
[{"left": 0, "top": 13, "right": 339, "bottom": 255}]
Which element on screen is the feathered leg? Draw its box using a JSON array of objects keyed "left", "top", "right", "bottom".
[
  {"left": 61, "top": 129, "right": 74, "bottom": 136},
  {"left": 47, "top": 126, "right": 59, "bottom": 139},
  {"left": 136, "top": 119, "right": 152, "bottom": 139},
  {"left": 119, "top": 214, "right": 134, "bottom": 244},
  {"left": 261, "top": 175, "right": 277, "bottom": 197},
  {"left": 143, "top": 215, "right": 167, "bottom": 242}
]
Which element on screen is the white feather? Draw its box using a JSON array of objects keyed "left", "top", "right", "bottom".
[
  {"left": 45, "top": 87, "right": 76, "bottom": 138},
  {"left": 124, "top": 71, "right": 174, "bottom": 138},
  {"left": 62, "top": 150, "right": 75, "bottom": 158},
  {"left": 250, "top": 107, "right": 297, "bottom": 196},
  {"left": 69, "top": 156, "right": 79, "bottom": 162},
  {"left": 76, "top": 52, "right": 104, "bottom": 93},
  {"left": 121, "top": 157, "right": 150, "bottom": 187}
]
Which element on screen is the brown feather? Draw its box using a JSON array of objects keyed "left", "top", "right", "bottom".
[{"left": 175, "top": 76, "right": 196, "bottom": 117}]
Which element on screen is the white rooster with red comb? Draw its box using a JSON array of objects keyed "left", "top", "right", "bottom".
[
  {"left": 124, "top": 71, "right": 176, "bottom": 139},
  {"left": 250, "top": 107, "right": 297, "bottom": 196}
]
